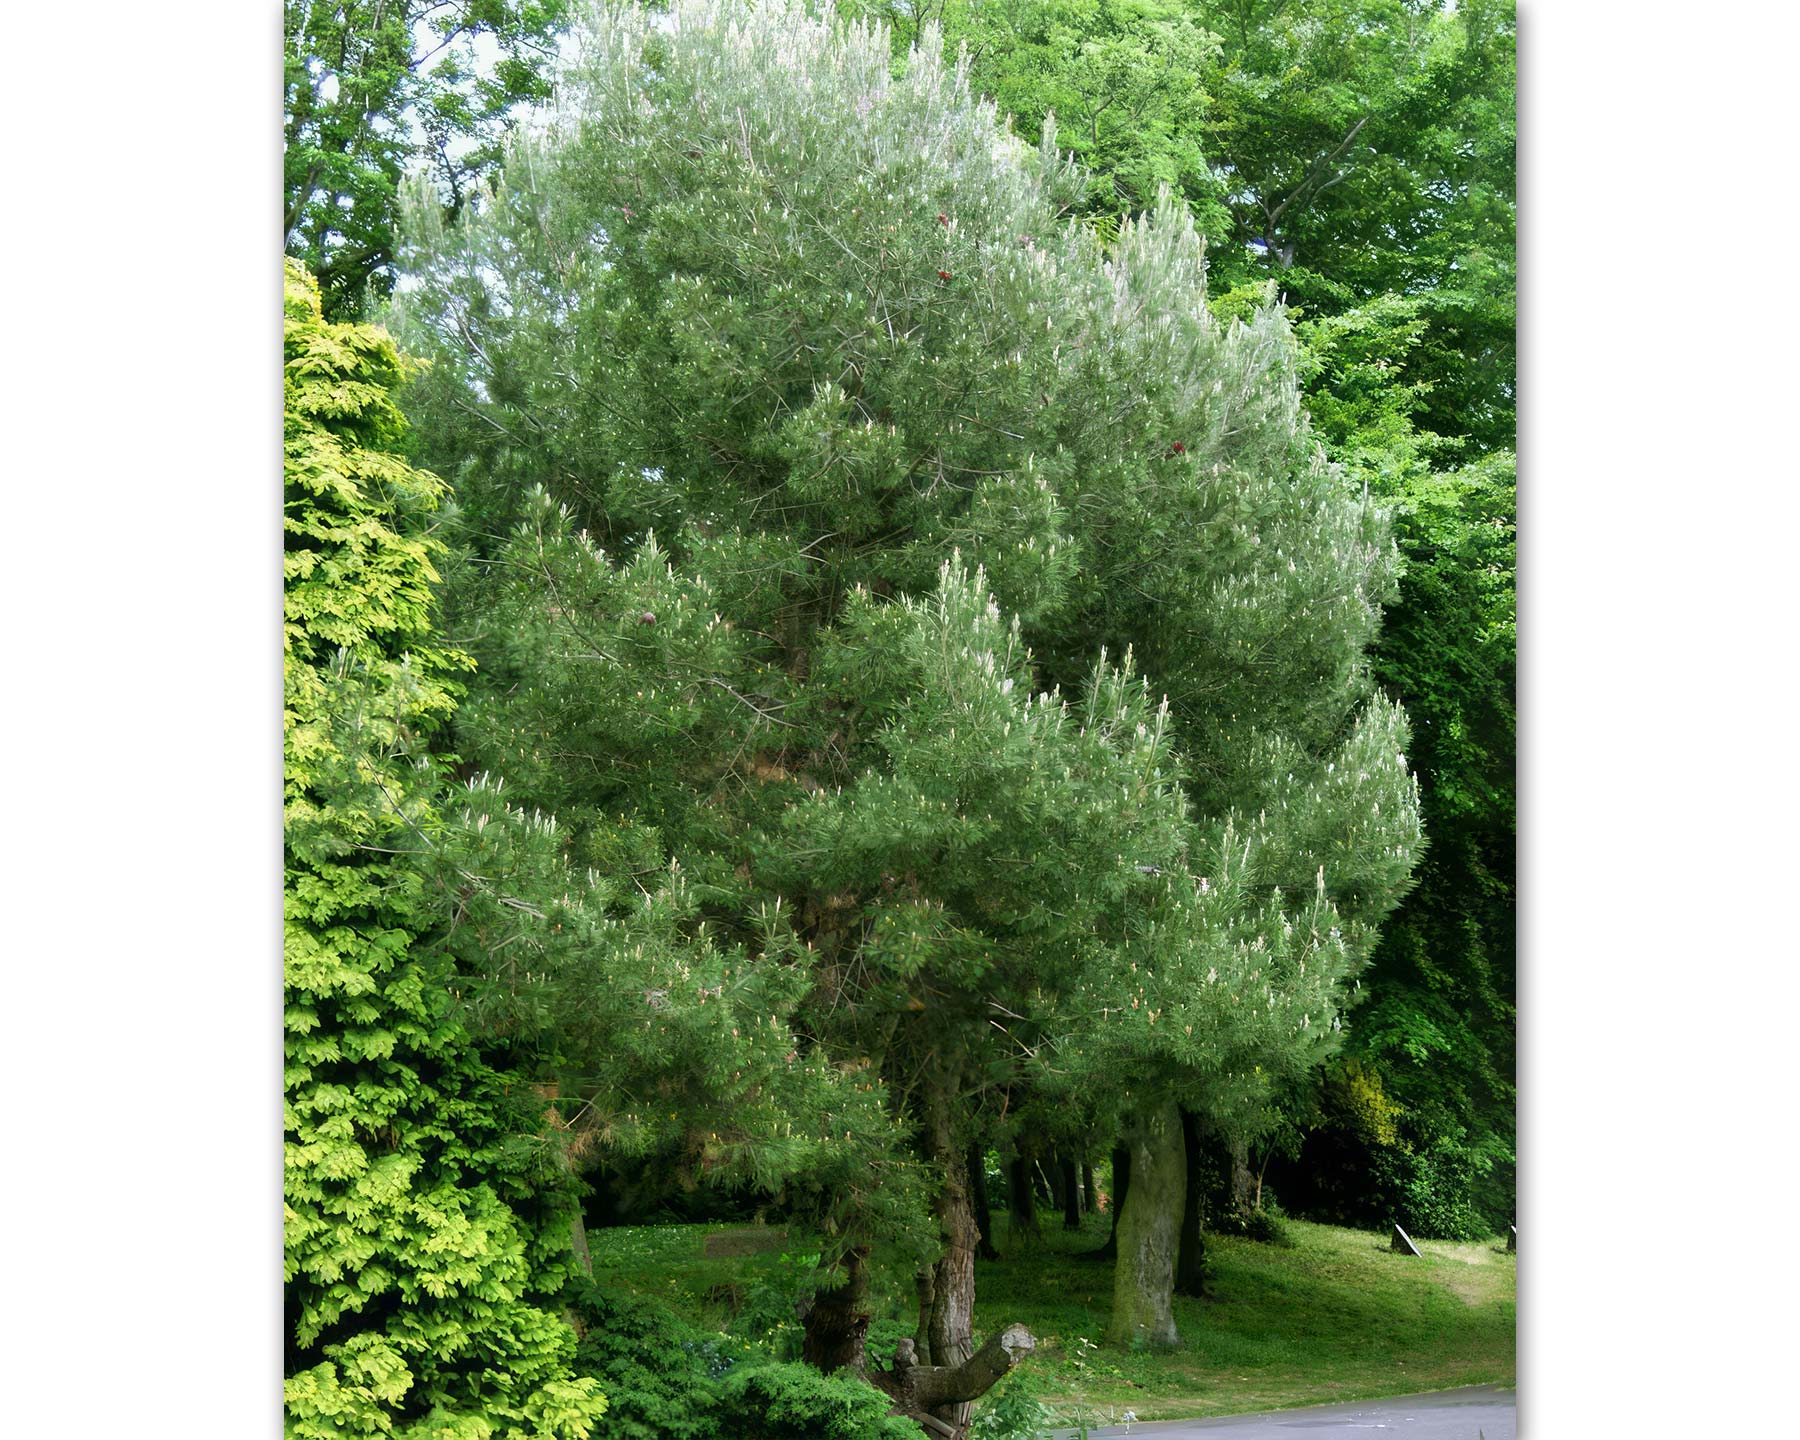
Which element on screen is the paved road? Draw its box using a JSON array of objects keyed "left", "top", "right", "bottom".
[{"left": 1048, "top": 1385, "right": 1515, "bottom": 1440}]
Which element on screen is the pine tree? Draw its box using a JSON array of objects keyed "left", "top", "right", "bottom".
[{"left": 388, "top": 0, "right": 1421, "bottom": 1412}]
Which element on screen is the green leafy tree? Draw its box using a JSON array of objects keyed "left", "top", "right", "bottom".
[
  {"left": 283, "top": 258, "right": 606, "bottom": 1438},
  {"left": 391, "top": 0, "right": 1418, "bottom": 1394},
  {"left": 285, "top": 0, "right": 574, "bottom": 319},
  {"left": 1259, "top": 283, "right": 1515, "bottom": 1238},
  {"left": 887, "top": 0, "right": 1515, "bottom": 1235},
  {"left": 1296, "top": 450, "right": 1515, "bottom": 1238},
  {"left": 1195, "top": 0, "right": 1516, "bottom": 452}
]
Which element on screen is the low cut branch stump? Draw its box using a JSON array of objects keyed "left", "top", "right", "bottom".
[{"left": 872, "top": 1325, "right": 1037, "bottom": 1439}]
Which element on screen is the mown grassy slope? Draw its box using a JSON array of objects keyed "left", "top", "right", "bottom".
[{"left": 585, "top": 1212, "right": 1515, "bottom": 1428}]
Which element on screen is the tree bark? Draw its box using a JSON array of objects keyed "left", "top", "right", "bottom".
[
  {"left": 913, "top": 1267, "right": 936, "bottom": 1356},
  {"left": 801, "top": 1244, "right": 872, "bottom": 1374},
  {"left": 928, "top": 1094, "right": 972, "bottom": 1375},
  {"left": 1083, "top": 1161, "right": 1098, "bottom": 1215},
  {"left": 1105, "top": 1101, "right": 1184, "bottom": 1348},
  {"left": 1229, "top": 1134, "right": 1257, "bottom": 1216},
  {"left": 1174, "top": 1106, "right": 1206, "bottom": 1297},
  {"left": 1060, "top": 1154, "right": 1082, "bottom": 1231},
  {"left": 968, "top": 1142, "right": 999, "bottom": 1261},
  {"left": 870, "top": 1325, "right": 1037, "bottom": 1436},
  {"left": 1046, "top": 1152, "right": 1068, "bottom": 1212},
  {"left": 924, "top": 1074, "right": 981, "bottom": 1432}
]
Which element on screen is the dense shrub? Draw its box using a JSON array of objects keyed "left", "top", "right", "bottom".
[
  {"left": 1270, "top": 1123, "right": 1510, "bottom": 1241},
  {"left": 567, "top": 1285, "right": 727, "bottom": 1440},
  {"left": 566, "top": 1281, "right": 915, "bottom": 1440},
  {"left": 1264, "top": 1053, "right": 1511, "bottom": 1240},
  {"left": 1373, "top": 1137, "right": 1507, "bottom": 1242},
  {"left": 712, "top": 1362, "right": 920, "bottom": 1440},
  {"left": 1205, "top": 1200, "right": 1293, "bottom": 1248}
]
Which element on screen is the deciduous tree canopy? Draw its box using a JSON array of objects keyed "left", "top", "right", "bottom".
[{"left": 284, "top": 0, "right": 574, "bottom": 318}]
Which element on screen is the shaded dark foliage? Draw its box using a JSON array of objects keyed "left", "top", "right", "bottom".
[{"left": 565, "top": 1281, "right": 917, "bottom": 1439}]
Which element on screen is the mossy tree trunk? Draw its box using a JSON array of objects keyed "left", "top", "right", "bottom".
[
  {"left": 1106, "top": 1102, "right": 1184, "bottom": 1348},
  {"left": 569, "top": 1203, "right": 593, "bottom": 1281},
  {"left": 546, "top": 1099, "right": 593, "bottom": 1280},
  {"left": 913, "top": 1266, "right": 936, "bottom": 1356},
  {"left": 924, "top": 1094, "right": 975, "bottom": 1363}
]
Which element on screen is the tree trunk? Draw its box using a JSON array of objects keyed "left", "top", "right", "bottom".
[
  {"left": 801, "top": 1244, "right": 872, "bottom": 1374},
  {"left": 1105, "top": 1102, "right": 1184, "bottom": 1348},
  {"left": 1060, "top": 1154, "right": 1082, "bottom": 1231},
  {"left": 1083, "top": 1161, "right": 1098, "bottom": 1215},
  {"left": 913, "top": 1267, "right": 936, "bottom": 1356},
  {"left": 1007, "top": 1153, "right": 1039, "bottom": 1237},
  {"left": 1229, "top": 1134, "right": 1257, "bottom": 1216},
  {"left": 870, "top": 1325, "right": 1037, "bottom": 1437},
  {"left": 1046, "top": 1152, "right": 1068, "bottom": 1213},
  {"left": 1083, "top": 1143, "right": 1130, "bottom": 1260},
  {"left": 968, "top": 1142, "right": 999, "bottom": 1261},
  {"left": 936, "top": 1094, "right": 979, "bottom": 1368},
  {"left": 1174, "top": 1107, "right": 1206, "bottom": 1297},
  {"left": 1033, "top": 1157, "right": 1054, "bottom": 1205},
  {"left": 924, "top": 1075, "right": 980, "bottom": 1432}
]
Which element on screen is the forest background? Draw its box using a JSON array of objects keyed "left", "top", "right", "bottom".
[{"left": 3, "top": 2, "right": 1800, "bottom": 1440}]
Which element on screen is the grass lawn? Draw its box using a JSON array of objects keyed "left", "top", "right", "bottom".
[{"left": 586, "top": 1212, "right": 1515, "bottom": 1430}]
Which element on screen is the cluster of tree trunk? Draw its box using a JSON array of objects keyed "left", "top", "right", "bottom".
[
  {"left": 797, "top": 1106, "right": 1255, "bottom": 1436},
  {"left": 800, "top": 1066, "right": 1049, "bottom": 1438},
  {"left": 869, "top": 1328, "right": 1037, "bottom": 1438},
  {"left": 995, "top": 1142, "right": 1095, "bottom": 1244}
]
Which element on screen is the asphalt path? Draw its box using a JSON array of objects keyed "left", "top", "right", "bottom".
[{"left": 1047, "top": 1385, "right": 1515, "bottom": 1440}]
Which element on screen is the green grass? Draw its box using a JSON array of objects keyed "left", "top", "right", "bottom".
[{"left": 585, "top": 1212, "right": 1515, "bottom": 1429}]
